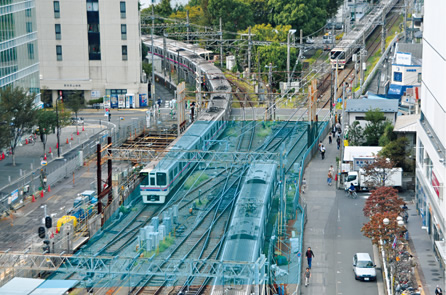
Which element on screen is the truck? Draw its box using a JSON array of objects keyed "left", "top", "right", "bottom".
[
  {"left": 69, "top": 190, "right": 98, "bottom": 220},
  {"left": 344, "top": 168, "right": 403, "bottom": 192}
]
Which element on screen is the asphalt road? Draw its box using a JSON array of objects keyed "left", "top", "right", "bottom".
[{"left": 330, "top": 190, "right": 380, "bottom": 295}]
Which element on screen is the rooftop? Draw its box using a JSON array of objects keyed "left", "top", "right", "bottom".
[
  {"left": 394, "top": 114, "right": 420, "bottom": 133},
  {"left": 346, "top": 98, "right": 399, "bottom": 113}
]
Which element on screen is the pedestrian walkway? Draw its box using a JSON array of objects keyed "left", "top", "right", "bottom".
[{"left": 406, "top": 201, "right": 445, "bottom": 294}]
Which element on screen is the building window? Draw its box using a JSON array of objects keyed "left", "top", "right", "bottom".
[
  {"left": 394, "top": 72, "right": 402, "bottom": 82},
  {"left": 56, "top": 45, "right": 62, "bottom": 61},
  {"left": 121, "top": 24, "right": 127, "bottom": 40},
  {"left": 120, "top": 2, "right": 126, "bottom": 18},
  {"left": 26, "top": 22, "right": 32, "bottom": 33},
  {"left": 425, "top": 153, "right": 432, "bottom": 181},
  {"left": 54, "top": 1, "right": 60, "bottom": 18},
  {"left": 27, "top": 43, "right": 34, "bottom": 60},
  {"left": 418, "top": 140, "right": 424, "bottom": 165},
  {"left": 418, "top": 73, "right": 422, "bottom": 83},
  {"left": 86, "top": 0, "right": 99, "bottom": 11},
  {"left": 25, "top": 9, "right": 32, "bottom": 17},
  {"left": 55, "top": 24, "right": 61, "bottom": 40},
  {"left": 122, "top": 45, "right": 128, "bottom": 61}
]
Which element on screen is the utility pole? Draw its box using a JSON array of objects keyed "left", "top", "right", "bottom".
[
  {"left": 381, "top": 11, "right": 386, "bottom": 54},
  {"left": 266, "top": 63, "right": 274, "bottom": 121},
  {"left": 151, "top": 4, "right": 155, "bottom": 107},
  {"left": 219, "top": 18, "right": 223, "bottom": 69},
  {"left": 287, "top": 29, "right": 296, "bottom": 89},
  {"left": 248, "top": 26, "right": 252, "bottom": 78},
  {"left": 359, "top": 35, "right": 366, "bottom": 94},
  {"left": 186, "top": 10, "right": 190, "bottom": 43},
  {"left": 163, "top": 34, "right": 167, "bottom": 78}
]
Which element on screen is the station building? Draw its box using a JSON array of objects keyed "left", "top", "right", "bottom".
[
  {"left": 0, "top": 0, "right": 41, "bottom": 102},
  {"left": 415, "top": 0, "right": 446, "bottom": 267},
  {"left": 35, "top": 0, "right": 146, "bottom": 107}
]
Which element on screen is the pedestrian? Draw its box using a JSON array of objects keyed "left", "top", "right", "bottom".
[
  {"left": 302, "top": 178, "right": 307, "bottom": 194},
  {"left": 304, "top": 268, "right": 311, "bottom": 287},
  {"left": 305, "top": 247, "right": 315, "bottom": 269},
  {"left": 318, "top": 141, "right": 322, "bottom": 153},
  {"left": 435, "top": 285, "right": 443, "bottom": 295},
  {"left": 108, "top": 112, "right": 111, "bottom": 122},
  {"left": 321, "top": 145, "right": 326, "bottom": 160},
  {"left": 336, "top": 136, "right": 341, "bottom": 150},
  {"left": 327, "top": 170, "right": 332, "bottom": 186},
  {"left": 328, "top": 134, "right": 332, "bottom": 144}
]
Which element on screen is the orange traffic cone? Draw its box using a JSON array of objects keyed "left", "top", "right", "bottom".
[
  {"left": 66, "top": 138, "right": 69, "bottom": 144},
  {"left": 32, "top": 195, "right": 35, "bottom": 202},
  {"left": 71, "top": 134, "right": 73, "bottom": 141},
  {"left": 44, "top": 154, "right": 47, "bottom": 161},
  {"left": 82, "top": 125, "right": 85, "bottom": 131},
  {"left": 49, "top": 147, "right": 52, "bottom": 153},
  {"left": 25, "top": 139, "right": 28, "bottom": 145},
  {"left": 1, "top": 153, "right": 4, "bottom": 160},
  {"left": 40, "top": 190, "right": 44, "bottom": 198},
  {"left": 335, "top": 174, "right": 338, "bottom": 181},
  {"left": 48, "top": 185, "right": 51, "bottom": 192},
  {"left": 77, "top": 130, "right": 79, "bottom": 136}
]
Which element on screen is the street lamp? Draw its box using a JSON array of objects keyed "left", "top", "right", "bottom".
[{"left": 287, "top": 29, "right": 297, "bottom": 88}]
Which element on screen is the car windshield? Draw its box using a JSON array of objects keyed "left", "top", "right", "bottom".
[{"left": 357, "top": 261, "right": 374, "bottom": 268}]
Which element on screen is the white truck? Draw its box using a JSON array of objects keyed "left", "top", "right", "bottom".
[{"left": 344, "top": 168, "right": 403, "bottom": 191}]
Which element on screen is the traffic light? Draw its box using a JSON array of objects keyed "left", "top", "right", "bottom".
[
  {"left": 45, "top": 216, "right": 52, "bottom": 229},
  {"left": 43, "top": 240, "right": 50, "bottom": 253},
  {"left": 38, "top": 226, "right": 45, "bottom": 239}
]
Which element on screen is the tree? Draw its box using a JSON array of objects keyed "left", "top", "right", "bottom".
[
  {"left": 155, "top": 0, "right": 173, "bottom": 17},
  {"left": 239, "top": 24, "right": 291, "bottom": 42},
  {"left": 0, "top": 86, "right": 38, "bottom": 166},
  {"left": 267, "top": 0, "right": 328, "bottom": 35},
  {"left": 240, "top": 0, "right": 269, "bottom": 24},
  {"left": 380, "top": 137, "right": 413, "bottom": 172},
  {"left": 208, "top": 0, "right": 254, "bottom": 33},
  {"left": 361, "top": 211, "right": 401, "bottom": 246},
  {"left": 362, "top": 156, "right": 396, "bottom": 188},
  {"left": 378, "top": 122, "right": 396, "bottom": 146},
  {"left": 142, "top": 62, "right": 153, "bottom": 80},
  {"left": 64, "top": 91, "right": 84, "bottom": 134},
  {"left": 363, "top": 108, "right": 388, "bottom": 146},
  {"left": 347, "top": 120, "right": 363, "bottom": 146},
  {"left": 256, "top": 42, "right": 297, "bottom": 86},
  {"left": 170, "top": 5, "right": 204, "bottom": 24},
  {"left": 36, "top": 110, "right": 58, "bottom": 155},
  {"left": 363, "top": 186, "right": 404, "bottom": 217}
]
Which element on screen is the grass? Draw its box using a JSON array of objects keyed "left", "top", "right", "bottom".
[
  {"left": 183, "top": 172, "right": 209, "bottom": 190},
  {"left": 256, "top": 121, "right": 274, "bottom": 138},
  {"left": 142, "top": 236, "right": 175, "bottom": 257},
  {"left": 305, "top": 49, "right": 323, "bottom": 65}
]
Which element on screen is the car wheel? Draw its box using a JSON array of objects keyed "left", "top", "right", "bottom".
[{"left": 354, "top": 274, "right": 358, "bottom": 280}]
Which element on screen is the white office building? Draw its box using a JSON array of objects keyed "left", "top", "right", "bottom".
[
  {"left": 416, "top": 0, "right": 446, "bottom": 264},
  {"left": 35, "top": 0, "right": 146, "bottom": 107}
]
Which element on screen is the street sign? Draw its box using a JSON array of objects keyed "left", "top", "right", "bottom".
[{"left": 41, "top": 160, "right": 47, "bottom": 166}]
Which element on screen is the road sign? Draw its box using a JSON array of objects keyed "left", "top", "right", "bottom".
[{"left": 41, "top": 160, "right": 47, "bottom": 166}]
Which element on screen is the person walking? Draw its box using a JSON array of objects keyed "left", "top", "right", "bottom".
[
  {"left": 328, "top": 134, "right": 332, "bottom": 144},
  {"left": 305, "top": 247, "right": 315, "bottom": 269},
  {"left": 302, "top": 178, "right": 307, "bottom": 194},
  {"left": 320, "top": 145, "right": 326, "bottom": 160},
  {"left": 336, "top": 136, "right": 341, "bottom": 150},
  {"left": 304, "top": 268, "right": 311, "bottom": 287},
  {"left": 435, "top": 286, "right": 443, "bottom": 295},
  {"left": 328, "top": 167, "right": 334, "bottom": 186}
]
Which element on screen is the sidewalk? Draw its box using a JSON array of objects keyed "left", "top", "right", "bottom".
[{"left": 406, "top": 200, "right": 445, "bottom": 294}]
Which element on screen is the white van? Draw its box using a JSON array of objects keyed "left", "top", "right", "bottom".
[{"left": 353, "top": 253, "right": 376, "bottom": 281}]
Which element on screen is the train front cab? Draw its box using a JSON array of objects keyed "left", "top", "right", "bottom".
[{"left": 330, "top": 49, "right": 346, "bottom": 69}]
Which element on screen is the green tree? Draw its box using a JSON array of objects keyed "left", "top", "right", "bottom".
[
  {"left": 347, "top": 120, "right": 363, "bottom": 146},
  {"left": 239, "top": 24, "right": 291, "bottom": 42},
  {"left": 0, "top": 86, "right": 38, "bottom": 166},
  {"left": 267, "top": 0, "right": 328, "bottom": 35},
  {"left": 208, "top": 0, "right": 254, "bottom": 33},
  {"left": 256, "top": 42, "right": 297, "bottom": 86},
  {"left": 378, "top": 122, "right": 396, "bottom": 146},
  {"left": 155, "top": 0, "right": 173, "bottom": 17},
  {"left": 64, "top": 91, "right": 84, "bottom": 134},
  {"left": 380, "top": 137, "right": 413, "bottom": 172},
  {"left": 240, "top": 0, "right": 269, "bottom": 24},
  {"left": 170, "top": 5, "right": 204, "bottom": 24},
  {"left": 363, "top": 108, "right": 388, "bottom": 146},
  {"left": 142, "top": 62, "right": 153, "bottom": 81},
  {"left": 36, "top": 110, "right": 58, "bottom": 155}
]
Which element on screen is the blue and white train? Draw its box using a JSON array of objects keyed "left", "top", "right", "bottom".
[
  {"left": 210, "top": 161, "right": 278, "bottom": 295},
  {"left": 139, "top": 36, "right": 231, "bottom": 204}
]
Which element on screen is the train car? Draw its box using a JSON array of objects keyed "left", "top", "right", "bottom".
[
  {"left": 140, "top": 35, "right": 232, "bottom": 204},
  {"left": 330, "top": 0, "right": 398, "bottom": 69},
  {"left": 210, "top": 161, "right": 278, "bottom": 295}
]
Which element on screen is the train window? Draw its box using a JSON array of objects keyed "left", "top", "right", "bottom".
[
  {"left": 156, "top": 173, "right": 167, "bottom": 186},
  {"left": 169, "top": 171, "right": 173, "bottom": 182},
  {"left": 247, "top": 179, "right": 266, "bottom": 184},
  {"left": 141, "top": 177, "right": 149, "bottom": 185},
  {"left": 174, "top": 167, "right": 177, "bottom": 176},
  {"left": 150, "top": 177, "right": 155, "bottom": 185}
]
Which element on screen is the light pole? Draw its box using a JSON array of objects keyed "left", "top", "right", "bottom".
[{"left": 287, "top": 29, "right": 296, "bottom": 88}]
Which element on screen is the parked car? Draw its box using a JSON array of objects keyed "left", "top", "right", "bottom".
[
  {"left": 353, "top": 253, "right": 376, "bottom": 281},
  {"left": 71, "top": 117, "right": 84, "bottom": 125}
]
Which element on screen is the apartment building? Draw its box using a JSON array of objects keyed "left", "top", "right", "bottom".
[
  {"left": 35, "top": 0, "right": 145, "bottom": 107},
  {"left": 0, "top": 0, "right": 40, "bottom": 101},
  {"left": 416, "top": 0, "right": 446, "bottom": 265}
]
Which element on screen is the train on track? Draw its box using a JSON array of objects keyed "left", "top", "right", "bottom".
[
  {"left": 330, "top": 0, "right": 398, "bottom": 69},
  {"left": 210, "top": 161, "right": 278, "bottom": 295},
  {"left": 139, "top": 36, "right": 232, "bottom": 204}
]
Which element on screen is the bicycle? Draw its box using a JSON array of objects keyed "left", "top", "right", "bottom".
[{"left": 345, "top": 188, "right": 357, "bottom": 199}]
